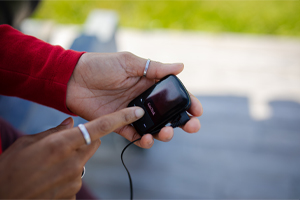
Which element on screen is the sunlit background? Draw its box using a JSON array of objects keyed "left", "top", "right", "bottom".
[
  {"left": 1, "top": 0, "right": 300, "bottom": 199},
  {"left": 34, "top": 1, "right": 300, "bottom": 36}
]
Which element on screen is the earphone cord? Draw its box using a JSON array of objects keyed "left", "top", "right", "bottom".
[
  {"left": 121, "top": 112, "right": 189, "bottom": 200},
  {"left": 121, "top": 137, "right": 142, "bottom": 200}
]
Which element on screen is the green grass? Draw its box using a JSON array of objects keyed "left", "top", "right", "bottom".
[{"left": 33, "top": 1, "right": 300, "bottom": 37}]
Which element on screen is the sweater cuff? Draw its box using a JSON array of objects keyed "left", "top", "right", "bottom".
[
  {"left": 0, "top": 24, "right": 85, "bottom": 115},
  {"left": 50, "top": 50, "right": 85, "bottom": 116}
]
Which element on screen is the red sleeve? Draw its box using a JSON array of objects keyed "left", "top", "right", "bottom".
[{"left": 0, "top": 24, "right": 84, "bottom": 115}]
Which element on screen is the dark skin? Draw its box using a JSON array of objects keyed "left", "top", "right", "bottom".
[
  {"left": 0, "top": 52, "right": 203, "bottom": 198},
  {"left": 0, "top": 107, "right": 145, "bottom": 199},
  {"left": 66, "top": 52, "right": 203, "bottom": 148}
]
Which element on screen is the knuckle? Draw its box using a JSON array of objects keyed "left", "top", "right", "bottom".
[
  {"left": 123, "top": 111, "right": 134, "bottom": 124},
  {"left": 98, "top": 117, "right": 113, "bottom": 133},
  {"left": 120, "top": 51, "right": 133, "bottom": 60},
  {"left": 46, "top": 136, "right": 68, "bottom": 157},
  {"left": 120, "top": 51, "right": 135, "bottom": 68}
]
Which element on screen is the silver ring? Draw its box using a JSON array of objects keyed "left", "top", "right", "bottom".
[
  {"left": 81, "top": 166, "right": 85, "bottom": 178},
  {"left": 143, "top": 59, "right": 151, "bottom": 77},
  {"left": 78, "top": 124, "right": 91, "bottom": 145}
]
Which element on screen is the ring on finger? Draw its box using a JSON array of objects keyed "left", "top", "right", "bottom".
[
  {"left": 78, "top": 124, "right": 91, "bottom": 145},
  {"left": 143, "top": 59, "right": 151, "bottom": 77},
  {"left": 81, "top": 166, "right": 85, "bottom": 178}
]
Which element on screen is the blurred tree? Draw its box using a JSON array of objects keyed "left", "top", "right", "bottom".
[{"left": 33, "top": 1, "right": 300, "bottom": 36}]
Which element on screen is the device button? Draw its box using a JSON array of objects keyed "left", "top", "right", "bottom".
[
  {"left": 134, "top": 111, "right": 154, "bottom": 133},
  {"left": 135, "top": 98, "right": 144, "bottom": 107},
  {"left": 129, "top": 98, "right": 143, "bottom": 108}
]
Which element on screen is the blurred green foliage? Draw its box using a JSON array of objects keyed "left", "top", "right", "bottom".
[{"left": 33, "top": 1, "right": 300, "bottom": 36}]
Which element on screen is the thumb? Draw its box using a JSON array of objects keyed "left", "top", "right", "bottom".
[
  {"left": 35, "top": 117, "right": 74, "bottom": 140},
  {"left": 8, "top": 118, "right": 75, "bottom": 151},
  {"left": 59, "top": 117, "right": 75, "bottom": 129},
  {"left": 46, "top": 117, "right": 75, "bottom": 134}
]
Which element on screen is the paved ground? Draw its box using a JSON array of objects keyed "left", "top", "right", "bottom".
[{"left": 1, "top": 10, "right": 300, "bottom": 199}]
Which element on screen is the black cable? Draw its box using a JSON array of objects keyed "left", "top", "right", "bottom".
[
  {"left": 121, "top": 112, "right": 190, "bottom": 200},
  {"left": 121, "top": 138, "right": 141, "bottom": 200}
]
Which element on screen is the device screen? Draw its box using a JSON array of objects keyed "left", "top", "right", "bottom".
[{"left": 144, "top": 76, "right": 187, "bottom": 123}]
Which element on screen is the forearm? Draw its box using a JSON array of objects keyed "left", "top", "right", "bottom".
[{"left": 0, "top": 24, "right": 84, "bottom": 114}]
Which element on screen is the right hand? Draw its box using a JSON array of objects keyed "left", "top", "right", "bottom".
[{"left": 0, "top": 107, "right": 144, "bottom": 199}]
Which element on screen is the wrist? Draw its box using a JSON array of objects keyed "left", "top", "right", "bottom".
[{"left": 66, "top": 52, "right": 87, "bottom": 115}]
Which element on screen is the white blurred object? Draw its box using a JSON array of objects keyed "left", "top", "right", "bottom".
[
  {"left": 20, "top": 19, "right": 80, "bottom": 49},
  {"left": 83, "top": 9, "right": 118, "bottom": 42},
  {"left": 48, "top": 24, "right": 81, "bottom": 49},
  {"left": 20, "top": 19, "right": 55, "bottom": 42},
  {"left": 20, "top": 8, "right": 119, "bottom": 49}
]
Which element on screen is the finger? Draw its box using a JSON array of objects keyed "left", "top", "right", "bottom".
[
  {"left": 35, "top": 117, "right": 74, "bottom": 140},
  {"left": 117, "top": 125, "right": 154, "bottom": 149},
  {"left": 64, "top": 107, "right": 145, "bottom": 149},
  {"left": 152, "top": 126, "right": 174, "bottom": 142},
  {"left": 125, "top": 53, "right": 184, "bottom": 79},
  {"left": 152, "top": 117, "right": 200, "bottom": 141},
  {"left": 118, "top": 124, "right": 174, "bottom": 148},
  {"left": 188, "top": 92, "right": 203, "bottom": 117},
  {"left": 117, "top": 125, "right": 142, "bottom": 146},
  {"left": 144, "top": 60, "right": 184, "bottom": 79},
  {"left": 181, "top": 116, "right": 201, "bottom": 133},
  {"left": 76, "top": 139, "right": 101, "bottom": 164},
  {"left": 139, "top": 133, "right": 155, "bottom": 148},
  {"left": 141, "top": 126, "right": 173, "bottom": 144}
]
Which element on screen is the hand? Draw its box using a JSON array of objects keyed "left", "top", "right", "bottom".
[
  {"left": 0, "top": 107, "right": 144, "bottom": 199},
  {"left": 66, "top": 52, "right": 203, "bottom": 148}
]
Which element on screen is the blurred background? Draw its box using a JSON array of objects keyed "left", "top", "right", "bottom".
[{"left": 0, "top": 0, "right": 300, "bottom": 199}]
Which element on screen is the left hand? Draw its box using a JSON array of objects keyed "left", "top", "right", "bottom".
[{"left": 66, "top": 52, "right": 203, "bottom": 148}]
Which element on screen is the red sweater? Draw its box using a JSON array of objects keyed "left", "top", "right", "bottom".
[{"left": 0, "top": 24, "right": 84, "bottom": 155}]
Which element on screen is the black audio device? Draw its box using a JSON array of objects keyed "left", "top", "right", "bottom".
[{"left": 128, "top": 75, "right": 191, "bottom": 136}]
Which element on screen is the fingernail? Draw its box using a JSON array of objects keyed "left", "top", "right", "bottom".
[
  {"left": 148, "top": 139, "right": 154, "bottom": 146},
  {"left": 135, "top": 108, "right": 145, "bottom": 118},
  {"left": 166, "top": 134, "right": 173, "bottom": 142},
  {"left": 61, "top": 117, "right": 72, "bottom": 125}
]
